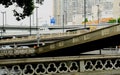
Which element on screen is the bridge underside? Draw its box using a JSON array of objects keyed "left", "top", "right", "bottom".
[{"left": 38, "top": 34, "right": 120, "bottom": 57}]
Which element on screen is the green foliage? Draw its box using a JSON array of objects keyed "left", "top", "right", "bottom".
[
  {"left": 118, "top": 17, "right": 120, "bottom": 23},
  {"left": 83, "top": 18, "right": 88, "bottom": 23},
  {"left": 0, "top": 0, "right": 44, "bottom": 21},
  {"left": 108, "top": 19, "right": 116, "bottom": 23}
]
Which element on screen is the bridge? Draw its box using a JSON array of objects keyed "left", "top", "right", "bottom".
[
  {"left": 0, "top": 24, "right": 109, "bottom": 38},
  {"left": 0, "top": 24, "right": 84, "bottom": 37},
  {"left": 0, "top": 24, "right": 120, "bottom": 57},
  {"left": 0, "top": 24, "right": 120, "bottom": 74},
  {"left": 36, "top": 24, "right": 120, "bottom": 56}
]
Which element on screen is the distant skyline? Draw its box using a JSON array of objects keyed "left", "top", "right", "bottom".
[{"left": 0, "top": 0, "right": 53, "bottom": 26}]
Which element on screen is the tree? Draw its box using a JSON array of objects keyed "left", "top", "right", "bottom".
[
  {"left": 118, "top": 17, "right": 120, "bottom": 24},
  {"left": 84, "top": 18, "right": 88, "bottom": 23},
  {"left": 108, "top": 19, "right": 116, "bottom": 23},
  {"left": 0, "top": 0, "right": 44, "bottom": 21}
]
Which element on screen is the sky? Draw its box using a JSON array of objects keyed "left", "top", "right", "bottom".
[{"left": 0, "top": 0, "right": 53, "bottom": 26}]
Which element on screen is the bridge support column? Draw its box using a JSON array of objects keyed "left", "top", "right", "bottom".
[{"left": 80, "top": 60, "right": 85, "bottom": 72}]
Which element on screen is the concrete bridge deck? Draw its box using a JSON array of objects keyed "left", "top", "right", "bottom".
[
  {"left": 0, "top": 24, "right": 120, "bottom": 57},
  {"left": 0, "top": 30, "right": 87, "bottom": 45},
  {"left": 35, "top": 24, "right": 120, "bottom": 56}
]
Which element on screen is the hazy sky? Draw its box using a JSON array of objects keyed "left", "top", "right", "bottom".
[{"left": 0, "top": 0, "right": 53, "bottom": 26}]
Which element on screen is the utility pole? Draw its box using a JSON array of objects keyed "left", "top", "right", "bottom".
[
  {"left": 1, "top": 12, "right": 6, "bottom": 32},
  {"left": 35, "top": 6, "right": 39, "bottom": 31},
  {"left": 1, "top": 11, "right": 6, "bottom": 39},
  {"left": 63, "top": 15, "right": 64, "bottom": 33},
  {"left": 84, "top": 0, "right": 86, "bottom": 28},
  {"left": 30, "top": 15, "right": 32, "bottom": 36},
  {"left": 97, "top": 0, "right": 101, "bottom": 25},
  {"left": 35, "top": 6, "right": 40, "bottom": 47},
  {"left": 97, "top": 4, "right": 100, "bottom": 25}
]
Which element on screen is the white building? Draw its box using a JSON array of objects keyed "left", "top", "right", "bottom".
[{"left": 113, "top": 0, "right": 120, "bottom": 19}]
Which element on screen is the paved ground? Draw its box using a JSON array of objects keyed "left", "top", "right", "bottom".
[{"left": 81, "top": 49, "right": 120, "bottom": 55}]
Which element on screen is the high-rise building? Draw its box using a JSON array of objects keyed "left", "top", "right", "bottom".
[
  {"left": 53, "top": 0, "right": 62, "bottom": 25},
  {"left": 113, "top": 0, "right": 120, "bottom": 19},
  {"left": 53, "top": 0, "right": 114, "bottom": 25},
  {"left": 53, "top": 0, "right": 83, "bottom": 25}
]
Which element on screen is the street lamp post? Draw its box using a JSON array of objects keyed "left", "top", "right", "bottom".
[
  {"left": 62, "top": 11, "right": 67, "bottom": 33},
  {"left": 97, "top": 0, "right": 101, "bottom": 54},
  {"left": 50, "top": 16, "right": 51, "bottom": 25},
  {"left": 29, "top": 15, "right": 32, "bottom": 36},
  {"left": 1, "top": 12, "right": 6, "bottom": 32},
  {"left": 64, "top": 11, "right": 67, "bottom": 25},
  {"left": 63, "top": 14, "right": 65, "bottom": 33},
  {"left": 97, "top": 4, "right": 100, "bottom": 25},
  {"left": 1, "top": 11, "right": 6, "bottom": 39},
  {"left": 84, "top": 0, "right": 86, "bottom": 28},
  {"left": 57, "top": 15, "right": 60, "bottom": 25},
  {"left": 35, "top": 6, "right": 39, "bottom": 31},
  {"left": 35, "top": 6, "right": 40, "bottom": 47}
]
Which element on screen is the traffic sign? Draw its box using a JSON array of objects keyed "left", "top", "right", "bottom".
[{"left": 50, "top": 17, "right": 55, "bottom": 25}]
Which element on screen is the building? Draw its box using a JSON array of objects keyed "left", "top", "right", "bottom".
[
  {"left": 91, "top": 0, "right": 113, "bottom": 21},
  {"left": 53, "top": 0, "right": 83, "bottom": 25},
  {"left": 53, "top": 0, "right": 114, "bottom": 25},
  {"left": 113, "top": 0, "right": 120, "bottom": 19}
]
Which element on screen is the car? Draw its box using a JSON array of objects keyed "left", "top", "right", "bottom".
[
  {"left": 0, "top": 45, "right": 13, "bottom": 50},
  {"left": 18, "top": 46, "right": 29, "bottom": 49}
]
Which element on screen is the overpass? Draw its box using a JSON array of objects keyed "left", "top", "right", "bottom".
[
  {"left": 0, "top": 25, "right": 81, "bottom": 38},
  {"left": 0, "top": 29, "right": 88, "bottom": 45},
  {"left": 0, "top": 24, "right": 110, "bottom": 38},
  {"left": 0, "top": 24, "right": 119, "bottom": 57},
  {"left": 35, "top": 24, "right": 120, "bottom": 56}
]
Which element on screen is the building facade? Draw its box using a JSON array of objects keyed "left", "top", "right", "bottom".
[
  {"left": 53, "top": 0, "right": 114, "bottom": 25},
  {"left": 53, "top": 0, "right": 83, "bottom": 25},
  {"left": 113, "top": 0, "right": 120, "bottom": 19}
]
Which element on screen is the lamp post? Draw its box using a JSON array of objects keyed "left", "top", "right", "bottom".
[
  {"left": 35, "top": 6, "right": 39, "bottom": 31},
  {"left": 1, "top": 11, "right": 6, "bottom": 32},
  {"left": 63, "top": 14, "right": 64, "bottom": 33},
  {"left": 35, "top": 6, "right": 40, "bottom": 47},
  {"left": 64, "top": 11, "right": 67, "bottom": 25},
  {"left": 29, "top": 15, "right": 32, "bottom": 36},
  {"left": 84, "top": 0, "right": 86, "bottom": 28},
  {"left": 1, "top": 11, "right": 6, "bottom": 39},
  {"left": 57, "top": 15, "right": 60, "bottom": 25},
  {"left": 62, "top": 11, "right": 67, "bottom": 33},
  {"left": 50, "top": 16, "right": 51, "bottom": 25},
  {"left": 97, "top": 0, "right": 101, "bottom": 54},
  {"left": 97, "top": 4, "right": 100, "bottom": 25}
]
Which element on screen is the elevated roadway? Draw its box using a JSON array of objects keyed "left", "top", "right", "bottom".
[
  {"left": 0, "top": 24, "right": 89, "bottom": 38},
  {"left": 35, "top": 24, "right": 120, "bottom": 56},
  {"left": 0, "top": 30, "right": 87, "bottom": 45},
  {"left": 0, "top": 24, "right": 120, "bottom": 57}
]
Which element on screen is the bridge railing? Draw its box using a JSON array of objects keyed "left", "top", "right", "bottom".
[
  {"left": 0, "top": 30, "right": 88, "bottom": 44},
  {"left": 0, "top": 55, "right": 120, "bottom": 75},
  {"left": 0, "top": 48, "right": 35, "bottom": 57}
]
